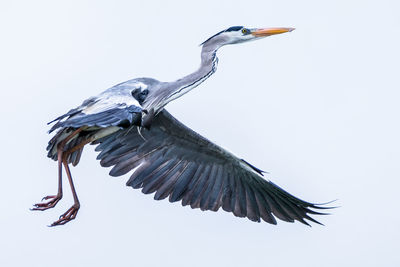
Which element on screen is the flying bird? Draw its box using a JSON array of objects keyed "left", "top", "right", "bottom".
[{"left": 32, "top": 26, "right": 330, "bottom": 226}]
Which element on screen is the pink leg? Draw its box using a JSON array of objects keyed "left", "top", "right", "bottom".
[
  {"left": 32, "top": 128, "right": 83, "bottom": 212},
  {"left": 31, "top": 148, "right": 63, "bottom": 210},
  {"left": 49, "top": 160, "right": 80, "bottom": 226},
  {"left": 49, "top": 136, "right": 94, "bottom": 226}
]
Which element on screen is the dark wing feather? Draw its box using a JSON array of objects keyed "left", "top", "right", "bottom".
[
  {"left": 49, "top": 104, "right": 142, "bottom": 133},
  {"left": 46, "top": 103, "right": 142, "bottom": 166},
  {"left": 94, "top": 110, "right": 330, "bottom": 225}
]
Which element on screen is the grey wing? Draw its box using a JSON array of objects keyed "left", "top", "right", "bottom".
[
  {"left": 48, "top": 96, "right": 142, "bottom": 134},
  {"left": 46, "top": 89, "right": 143, "bottom": 165},
  {"left": 93, "top": 110, "right": 329, "bottom": 225}
]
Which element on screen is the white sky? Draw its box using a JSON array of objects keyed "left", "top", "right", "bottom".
[{"left": 1, "top": 0, "right": 399, "bottom": 266}]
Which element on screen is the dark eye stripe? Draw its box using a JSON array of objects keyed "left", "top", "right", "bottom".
[{"left": 226, "top": 26, "right": 244, "bottom": 32}]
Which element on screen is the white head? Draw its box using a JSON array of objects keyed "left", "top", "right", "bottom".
[{"left": 201, "top": 26, "right": 295, "bottom": 50}]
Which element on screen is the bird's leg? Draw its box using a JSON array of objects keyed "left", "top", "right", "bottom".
[
  {"left": 31, "top": 148, "right": 64, "bottom": 210},
  {"left": 49, "top": 135, "right": 95, "bottom": 226},
  {"left": 50, "top": 159, "right": 80, "bottom": 226},
  {"left": 32, "top": 128, "right": 83, "bottom": 211}
]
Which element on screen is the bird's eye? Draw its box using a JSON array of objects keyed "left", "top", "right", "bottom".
[
  {"left": 241, "top": 28, "right": 248, "bottom": 34},
  {"left": 140, "top": 89, "right": 149, "bottom": 96}
]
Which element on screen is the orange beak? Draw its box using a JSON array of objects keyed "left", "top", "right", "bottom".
[{"left": 251, "top": 27, "right": 295, "bottom": 37}]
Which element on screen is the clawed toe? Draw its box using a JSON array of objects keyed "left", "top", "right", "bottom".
[
  {"left": 49, "top": 204, "right": 80, "bottom": 226},
  {"left": 31, "top": 195, "right": 62, "bottom": 211}
]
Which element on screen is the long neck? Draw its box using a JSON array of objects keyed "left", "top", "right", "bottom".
[{"left": 163, "top": 44, "right": 219, "bottom": 104}]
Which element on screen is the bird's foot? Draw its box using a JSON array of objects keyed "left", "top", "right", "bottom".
[
  {"left": 31, "top": 194, "right": 62, "bottom": 211},
  {"left": 49, "top": 204, "right": 80, "bottom": 227}
]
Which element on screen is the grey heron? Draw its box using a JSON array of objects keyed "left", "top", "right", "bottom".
[{"left": 32, "top": 26, "right": 331, "bottom": 226}]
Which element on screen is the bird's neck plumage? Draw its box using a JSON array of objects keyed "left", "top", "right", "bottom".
[{"left": 163, "top": 44, "right": 219, "bottom": 105}]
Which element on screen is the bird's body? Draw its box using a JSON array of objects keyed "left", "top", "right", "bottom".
[{"left": 33, "top": 26, "right": 330, "bottom": 226}]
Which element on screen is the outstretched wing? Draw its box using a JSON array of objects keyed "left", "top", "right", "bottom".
[{"left": 93, "top": 110, "right": 329, "bottom": 225}]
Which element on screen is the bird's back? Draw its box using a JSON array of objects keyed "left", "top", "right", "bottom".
[{"left": 46, "top": 77, "right": 161, "bottom": 165}]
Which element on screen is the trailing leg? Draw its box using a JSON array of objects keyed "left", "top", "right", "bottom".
[
  {"left": 49, "top": 160, "right": 80, "bottom": 226},
  {"left": 31, "top": 148, "right": 64, "bottom": 210},
  {"left": 32, "top": 128, "right": 83, "bottom": 211},
  {"left": 49, "top": 134, "right": 96, "bottom": 226}
]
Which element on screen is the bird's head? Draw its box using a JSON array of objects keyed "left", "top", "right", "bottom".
[
  {"left": 139, "top": 26, "right": 295, "bottom": 128},
  {"left": 201, "top": 26, "right": 294, "bottom": 49}
]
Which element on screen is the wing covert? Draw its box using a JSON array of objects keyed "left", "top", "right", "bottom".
[{"left": 48, "top": 99, "right": 142, "bottom": 133}]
